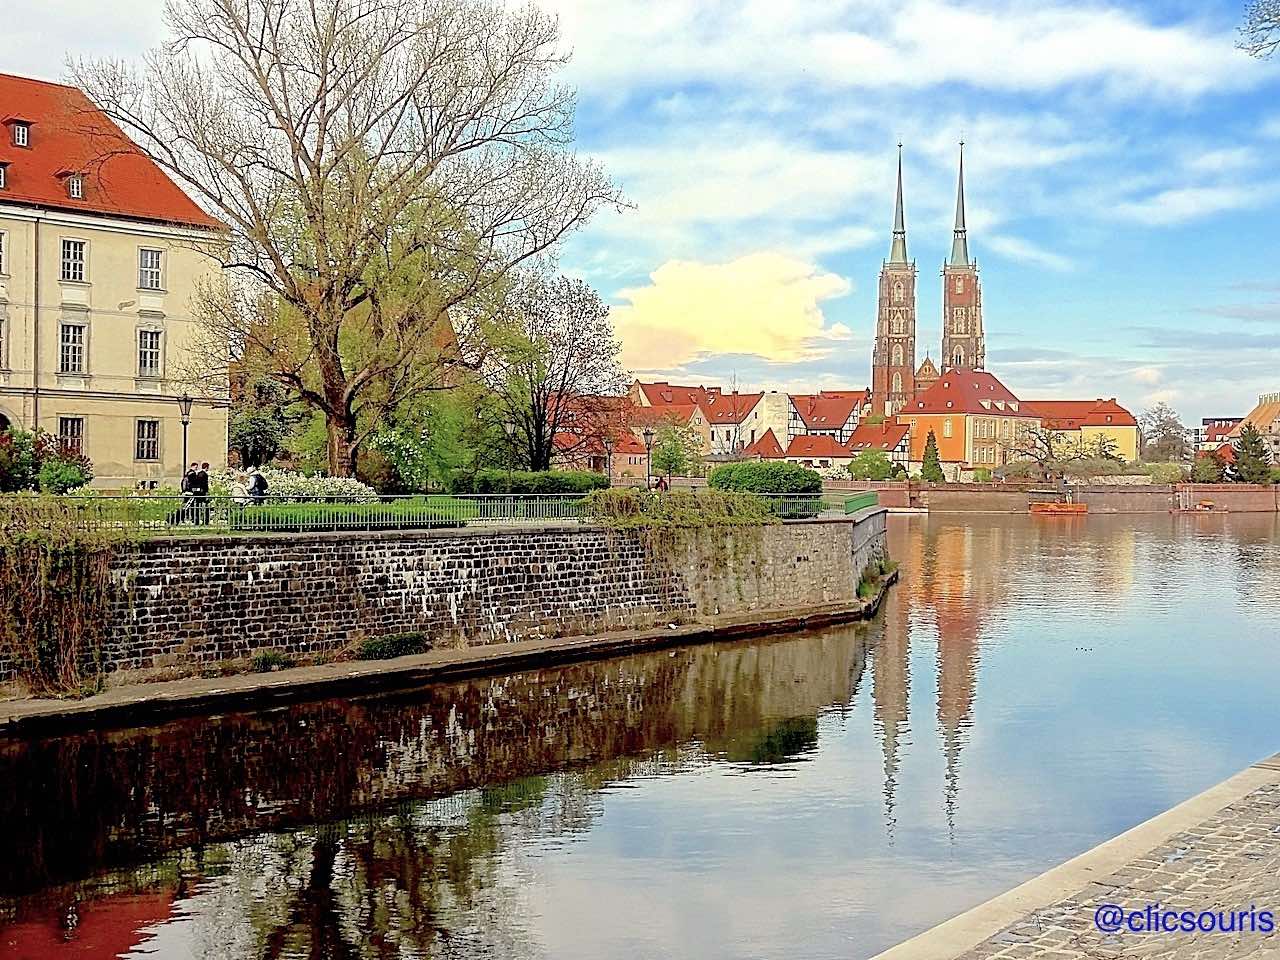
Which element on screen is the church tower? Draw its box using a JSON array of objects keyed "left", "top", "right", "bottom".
[
  {"left": 940, "top": 143, "right": 985, "bottom": 372},
  {"left": 871, "top": 145, "right": 917, "bottom": 417}
]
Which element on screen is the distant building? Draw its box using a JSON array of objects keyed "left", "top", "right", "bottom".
[
  {"left": 0, "top": 72, "right": 228, "bottom": 487},
  {"left": 846, "top": 419, "right": 912, "bottom": 469},
  {"left": 741, "top": 428, "right": 785, "bottom": 460},
  {"left": 870, "top": 145, "right": 917, "bottom": 417},
  {"left": 784, "top": 433, "right": 852, "bottom": 471},
  {"left": 1227, "top": 392, "right": 1280, "bottom": 464},
  {"left": 899, "top": 368, "right": 1038, "bottom": 478},
  {"left": 1026, "top": 398, "right": 1140, "bottom": 462},
  {"left": 628, "top": 380, "right": 788, "bottom": 454},
  {"left": 1196, "top": 417, "right": 1243, "bottom": 452},
  {"left": 787, "top": 389, "right": 869, "bottom": 442}
]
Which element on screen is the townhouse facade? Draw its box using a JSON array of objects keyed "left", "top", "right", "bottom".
[{"left": 0, "top": 73, "right": 227, "bottom": 487}]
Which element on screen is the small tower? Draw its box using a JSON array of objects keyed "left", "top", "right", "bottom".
[
  {"left": 871, "top": 144, "right": 918, "bottom": 417},
  {"left": 940, "top": 143, "right": 985, "bottom": 372},
  {"left": 914, "top": 353, "right": 939, "bottom": 401}
]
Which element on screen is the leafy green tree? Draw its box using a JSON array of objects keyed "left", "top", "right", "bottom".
[
  {"left": 708, "top": 461, "right": 821, "bottom": 494},
  {"left": 229, "top": 377, "right": 296, "bottom": 467},
  {"left": 849, "top": 449, "right": 893, "bottom": 480},
  {"left": 921, "top": 430, "right": 945, "bottom": 483},
  {"left": 375, "top": 385, "right": 505, "bottom": 491},
  {"left": 650, "top": 422, "right": 703, "bottom": 480},
  {"left": 1139, "top": 402, "right": 1187, "bottom": 462},
  {"left": 1192, "top": 451, "right": 1226, "bottom": 483},
  {"left": 1233, "top": 423, "right": 1272, "bottom": 483}
]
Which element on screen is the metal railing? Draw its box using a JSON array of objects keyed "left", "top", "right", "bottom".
[
  {"left": 1, "top": 493, "right": 590, "bottom": 535},
  {"left": 843, "top": 491, "right": 880, "bottom": 514}
]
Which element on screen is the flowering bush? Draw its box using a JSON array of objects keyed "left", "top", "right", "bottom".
[
  {"left": 211, "top": 466, "right": 378, "bottom": 501},
  {"left": 0, "top": 428, "right": 93, "bottom": 493}
]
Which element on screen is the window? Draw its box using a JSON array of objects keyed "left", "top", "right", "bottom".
[
  {"left": 943, "top": 418, "right": 953, "bottom": 438},
  {"left": 61, "top": 239, "right": 86, "bottom": 282},
  {"left": 138, "top": 329, "right": 162, "bottom": 377},
  {"left": 892, "top": 343, "right": 903, "bottom": 366},
  {"left": 12, "top": 123, "right": 29, "bottom": 148},
  {"left": 59, "top": 323, "right": 86, "bottom": 373},
  {"left": 893, "top": 280, "right": 904, "bottom": 303},
  {"left": 135, "top": 419, "right": 160, "bottom": 461},
  {"left": 952, "top": 346, "right": 965, "bottom": 367},
  {"left": 138, "top": 248, "right": 164, "bottom": 290},
  {"left": 58, "top": 416, "right": 84, "bottom": 455},
  {"left": 0, "top": 230, "right": 6, "bottom": 274},
  {"left": 892, "top": 372, "right": 902, "bottom": 394},
  {"left": 0, "top": 313, "right": 5, "bottom": 370},
  {"left": 67, "top": 175, "right": 84, "bottom": 200},
  {"left": 955, "top": 276, "right": 964, "bottom": 294},
  {"left": 0, "top": 164, "right": 7, "bottom": 190}
]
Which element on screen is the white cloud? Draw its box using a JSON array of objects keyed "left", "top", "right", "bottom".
[
  {"left": 1128, "top": 366, "right": 1163, "bottom": 386},
  {"left": 986, "top": 235, "right": 1074, "bottom": 272},
  {"left": 1183, "top": 147, "right": 1260, "bottom": 174},
  {"left": 611, "top": 253, "right": 851, "bottom": 371},
  {"left": 1110, "top": 185, "right": 1258, "bottom": 225},
  {"left": 554, "top": 0, "right": 1258, "bottom": 101}
]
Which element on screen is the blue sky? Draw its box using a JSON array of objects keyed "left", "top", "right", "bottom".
[{"left": 6, "top": 0, "right": 1278, "bottom": 420}]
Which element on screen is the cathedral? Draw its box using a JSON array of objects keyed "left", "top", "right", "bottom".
[{"left": 870, "top": 144, "right": 985, "bottom": 417}]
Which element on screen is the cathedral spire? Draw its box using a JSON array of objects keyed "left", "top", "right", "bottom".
[
  {"left": 889, "top": 142, "right": 908, "bottom": 264},
  {"left": 949, "top": 141, "right": 970, "bottom": 266}
]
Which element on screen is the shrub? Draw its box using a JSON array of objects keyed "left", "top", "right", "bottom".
[
  {"left": 1143, "top": 462, "right": 1186, "bottom": 483},
  {"left": 971, "top": 467, "right": 993, "bottom": 482},
  {"left": 448, "top": 469, "right": 609, "bottom": 495},
  {"left": 849, "top": 450, "right": 894, "bottom": 481},
  {"left": 708, "top": 461, "right": 821, "bottom": 494},
  {"left": 583, "top": 488, "right": 777, "bottom": 527},
  {"left": 211, "top": 466, "right": 378, "bottom": 501},
  {"left": 37, "top": 450, "right": 94, "bottom": 493},
  {"left": 354, "top": 632, "right": 429, "bottom": 660},
  {"left": 250, "top": 650, "right": 295, "bottom": 672}
]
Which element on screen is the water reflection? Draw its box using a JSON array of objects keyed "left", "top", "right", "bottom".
[{"left": 1, "top": 513, "right": 1279, "bottom": 959}]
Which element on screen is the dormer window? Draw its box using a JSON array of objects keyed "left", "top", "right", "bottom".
[
  {"left": 11, "top": 122, "right": 29, "bottom": 148},
  {"left": 0, "top": 163, "right": 7, "bottom": 190},
  {"left": 68, "top": 175, "right": 84, "bottom": 200}
]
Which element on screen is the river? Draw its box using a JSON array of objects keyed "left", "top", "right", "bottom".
[{"left": 1, "top": 512, "right": 1277, "bottom": 959}]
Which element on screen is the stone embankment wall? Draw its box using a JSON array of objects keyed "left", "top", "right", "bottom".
[
  {"left": 824, "top": 480, "right": 1279, "bottom": 513},
  {"left": 0, "top": 510, "right": 887, "bottom": 682}
]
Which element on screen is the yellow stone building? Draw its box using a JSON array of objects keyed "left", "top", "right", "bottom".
[
  {"left": 0, "top": 73, "right": 227, "bottom": 487},
  {"left": 1027, "top": 399, "right": 1140, "bottom": 462}
]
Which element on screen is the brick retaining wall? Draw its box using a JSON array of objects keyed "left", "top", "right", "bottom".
[{"left": 0, "top": 511, "right": 888, "bottom": 684}]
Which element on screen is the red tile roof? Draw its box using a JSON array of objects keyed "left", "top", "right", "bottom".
[
  {"left": 1028, "top": 398, "right": 1138, "bottom": 429},
  {"left": 635, "top": 381, "right": 761, "bottom": 424},
  {"left": 628, "top": 403, "right": 702, "bottom": 427},
  {"left": 742, "top": 428, "right": 784, "bottom": 459},
  {"left": 847, "top": 419, "right": 910, "bottom": 452},
  {"left": 785, "top": 434, "right": 848, "bottom": 458},
  {"left": 0, "top": 72, "right": 221, "bottom": 229},
  {"left": 909, "top": 369, "right": 1025, "bottom": 416},
  {"left": 1204, "top": 422, "right": 1239, "bottom": 443},
  {"left": 791, "top": 390, "right": 868, "bottom": 429}
]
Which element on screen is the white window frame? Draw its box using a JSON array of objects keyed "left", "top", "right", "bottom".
[
  {"left": 0, "top": 229, "right": 6, "bottom": 275},
  {"left": 138, "top": 247, "right": 164, "bottom": 290},
  {"left": 59, "top": 322, "right": 87, "bottom": 374},
  {"left": 0, "top": 164, "right": 7, "bottom": 190},
  {"left": 57, "top": 416, "right": 84, "bottom": 455},
  {"left": 135, "top": 419, "right": 161, "bottom": 462},
  {"left": 12, "top": 123, "right": 29, "bottom": 148},
  {"left": 0, "top": 306, "right": 7, "bottom": 371},
  {"left": 60, "top": 238, "right": 88, "bottom": 283},
  {"left": 137, "top": 327, "right": 163, "bottom": 378},
  {"left": 67, "top": 175, "right": 84, "bottom": 200}
]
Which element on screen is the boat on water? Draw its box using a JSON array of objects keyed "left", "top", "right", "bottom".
[{"left": 1029, "top": 501, "right": 1088, "bottom": 515}]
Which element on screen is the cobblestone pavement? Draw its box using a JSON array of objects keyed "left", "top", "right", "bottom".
[{"left": 957, "top": 777, "right": 1280, "bottom": 959}]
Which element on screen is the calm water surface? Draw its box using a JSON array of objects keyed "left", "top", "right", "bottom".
[{"left": 2, "top": 513, "right": 1278, "bottom": 960}]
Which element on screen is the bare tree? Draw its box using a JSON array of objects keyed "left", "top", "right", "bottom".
[
  {"left": 1139, "top": 401, "right": 1187, "bottom": 462},
  {"left": 1242, "top": 1, "right": 1280, "bottom": 58},
  {"left": 482, "top": 273, "right": 628, "bottom": 472},
  {"left": 72, "top": 0, "right": 622, "bottom": 476}
]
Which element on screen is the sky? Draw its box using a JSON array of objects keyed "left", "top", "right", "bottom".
[{"left": 4, "top": 0, "right": 1278, "bottom": 421}]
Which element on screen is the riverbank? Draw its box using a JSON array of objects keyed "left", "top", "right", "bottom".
[
  {"left": 823, "top": 481, "right": 1280, "bottom": 513},
  {"left": 0, "top": 569, "right": 896, "bottom": 737},
  {"left": 872, "top": 750, "right": 1280, "bottom": 960}
]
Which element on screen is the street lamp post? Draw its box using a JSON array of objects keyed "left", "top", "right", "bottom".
[
  {"left": 603, "top": 436, "right": 614, "bottom": 485},
  {"left": 502, "top": 420, "right": 517, "bottom": 492},
  {"left": 177, "top": 392, "right": 193, "bottom": 476},
  {"left": 642, "top": 427, "right": 655, "bottom": 490}
]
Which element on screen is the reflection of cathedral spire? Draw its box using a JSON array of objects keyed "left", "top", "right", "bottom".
[{"left": 873, "top": 527, "right": 919, "bottom": 842}]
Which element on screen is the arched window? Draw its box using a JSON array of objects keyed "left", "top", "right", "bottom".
[
  {"left": 943, "top": 418, "right": 953, "bottom": 438},
  {"left": 955, "top": 277, "right": 964, "bottom": 294},
  {"left": 892, "top": 344, "right": 903, "bottom": 366},
  {"left": 893, "top": 280, "right": 904, "bottom": 303},
  {"left": 892, "top": 372, "right": 902, "bottom": 394},
  {"left": 952, "top": 345, "right": 965, "bottom": 367}
]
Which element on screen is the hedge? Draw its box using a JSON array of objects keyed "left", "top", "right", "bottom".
[
  {"left": 447, "top": 469, "right": 609, "bottom": 495},
  {"left": 583, "top": 488, "right": 778, "bottom": 527},
  {"left": 707, "top": 461, "right": 822, "bottom": 494}
]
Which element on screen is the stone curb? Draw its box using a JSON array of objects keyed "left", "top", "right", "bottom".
[
  {"left": 0, "top": 570, "right": 897, "bottom": 739},
  {"left": 869, "top": 750, "right": 1280, "bottom": 960}
]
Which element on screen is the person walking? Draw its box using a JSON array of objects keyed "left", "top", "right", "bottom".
[
  {"left": 246, "top": 465, "right": 268, "bottom": 506},
  {"left": 179, "top": 462, "right": 199, "bottom": 523},
  {"left": 193, "top": 461, "right": 211, "bottom": 525}
]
